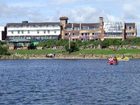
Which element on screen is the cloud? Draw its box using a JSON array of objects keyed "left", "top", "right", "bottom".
[
  {"left": 51, "top": 0, "right": 77, "bottom": 5},
  {"left": 0, "top": 2, "right": 44, "bottom": 23},
  {"left": 0, "top": 0, "right": 139, "bottom": 30},
  {"left": 123, "top": 4, "right": 139, "bottom": 20},
  {"left": 123, "top": 0, "right": 140, "bottom": 20},
  {"left": 56, "top": 7, "right": 105, "bottom": 23}
]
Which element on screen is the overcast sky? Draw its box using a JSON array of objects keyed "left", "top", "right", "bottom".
[{"left": 0, "top": 0, "right": 139, "bottom": 34}]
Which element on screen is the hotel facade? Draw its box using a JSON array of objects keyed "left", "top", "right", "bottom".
[
  {"left": 60, "top": 17, "right": 137, "bottom": 41},
  {"left": 6, "top": 21, "right": 60, "bottom": 42},
  {"left": 0, "top": 17, "right": 137, "bottom": 43}
]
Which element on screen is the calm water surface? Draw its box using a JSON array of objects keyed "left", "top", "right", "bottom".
[{"left": 0, "top": 59, "right": 140, "bottom": 105}]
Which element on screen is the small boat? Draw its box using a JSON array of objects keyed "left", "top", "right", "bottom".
[
  {"left": 46, "top": 53, "right": 55, "bottom": 58},
  {"left": 117, "top": 56, "right": 129, "bottom": 61},
  {"left": 107, "top": 57, "right": 118, "bottom": 65}
]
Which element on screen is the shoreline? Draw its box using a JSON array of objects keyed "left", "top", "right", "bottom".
[{"left": 0, "top": 54, "right": 140, "bottom": 60}]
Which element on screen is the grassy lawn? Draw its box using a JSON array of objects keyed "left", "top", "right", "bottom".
[
  {"left": 11, "top": 49, "right": 64, "bottom": 55},
  {"left": 75, "top": 49, "right": 140, "bottom": 55},
  {"left": 11, "top": 49, "right": 140, "bottom": 55}
]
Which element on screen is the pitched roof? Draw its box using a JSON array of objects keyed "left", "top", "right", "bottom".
[
  {"left": 60, "top": 17, "right": 68, "bottom": 20},
  {"left": 125, "top": 23, "right": 135, "bottom": 26},
  {"left": 66, "top": 23, "right": 100, "bottom": 28},
  {"left": 7, "top": 22, "right": 60, "bottom": 27}
]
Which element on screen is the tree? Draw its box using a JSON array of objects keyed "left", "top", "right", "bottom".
[
  {"left": 28, "top": 43, "right": 36, "bottom": 49},
  {"left": 100, "top": 40, "right": 109, "bottom": 48},
  {"left": 0, "top": 45, "right": 10, "bottom": 55},
  {"left": 65, "top": 41, "right": 79, "bottom": 53}
]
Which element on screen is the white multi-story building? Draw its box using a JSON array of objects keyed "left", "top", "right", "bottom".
[{"left": 6, "top": 21, "right": 60, "bottom": 42}]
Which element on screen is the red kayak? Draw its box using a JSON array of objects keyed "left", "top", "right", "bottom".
[{"left": 108, "top": 57, "right": 118, "bottom": 65}]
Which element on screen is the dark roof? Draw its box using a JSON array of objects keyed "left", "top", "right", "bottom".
[
  {"left": 66, "top": 23, "right": 100, "bottom": 28},
  {"left": 7, "top": 22, "right": 60, "bottom": 27},
  {"left": 60, "top": 17, "right": 68, "bottom": 20},
  {"left": 125, "top": 23, "right": 135, "bottom": 26}
]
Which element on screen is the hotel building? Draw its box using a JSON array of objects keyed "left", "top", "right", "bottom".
[
  {"left": 2, "top": 16, "right": 137, "bottom": 49},
  {"left": 6, "top": 21, "right": 60, "bottom": 42},
  {"left": 60, "top": 17, "right": 137, "bottom": 41}
]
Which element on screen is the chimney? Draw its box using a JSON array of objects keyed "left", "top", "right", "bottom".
[
  {"left": 60, "top": 17, "right": 68, "bottom": 28},
  {"left": 99, "top": 17, "right": 103, "bottom": 25},
  {"left": 22, "top": 21, "right": 28, "bottom": 24},
  {"left": 59, "top": 16, "right": 69, "bottom": 39},
  {"left": 99, "top": 17, "right": 104, "bottom": 41},
  {"left": 122, "top": 23, "right": 126, "bottom": 40}
]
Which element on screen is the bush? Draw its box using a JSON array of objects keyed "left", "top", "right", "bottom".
[
  {"left": 0, "top": 45, "right": 10, "bottom": 55},
  {"left": 65, "top": 41, "right": 79, "bottom": 53},
  {"left": 28, "top": 43, "right": 36, "bottom": 49}
]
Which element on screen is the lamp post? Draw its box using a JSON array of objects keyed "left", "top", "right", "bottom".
[{"left": 68, "top": 32, "right": 71, "bottom": 52}]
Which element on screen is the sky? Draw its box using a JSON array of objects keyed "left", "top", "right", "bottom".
[{"left": 0, "top": 0, "right": 140, "bottom": 34}]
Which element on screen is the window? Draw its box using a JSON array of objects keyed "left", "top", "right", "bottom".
[
  {"left": 82, "top": 26, "right": 89, "bottom": 30},
  {"left": 28, "top": 30, "right": 30, "bottom": 34},
  {"left": 74, "top": 27, "right": 79, "bottom": 30},
  {"left": 48, "top": 30, "right": 50, "bottom": 34},
  {"left": 44, "top": 30, "right": 46, "bottom": 34},
  {"left": 11, "top": 31, "right": 14, "bottom": 34},
  {"left": 21, "top": 30, "right": 24, "bottom": 34},
  {"left": 66, "top": 28, "right": 72, "bottom": 30},
  {"left": 37, "top": 30, "right": 39, "bottom": 34},
  {"left": 18, "top": 30, "right": 20, "bottom": 34}
]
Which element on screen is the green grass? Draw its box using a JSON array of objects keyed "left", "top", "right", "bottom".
[
  {"left": 11, "top": 49, "right": 64, "bottom": 55},
  {"left": 11, "top": 48, "right": 140, "bottom": 55},
  {"left": 75, "top": 49, "right": 140, "bottom": 55}
]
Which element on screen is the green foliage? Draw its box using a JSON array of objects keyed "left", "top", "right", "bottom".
[
  {"left": 55, "top": 39, "right": 68, "bottom": 46},
  {"left": 0, "top": 41, "right": 6, "bottom": 45},
  {"left": 76, "top": 49, "right": 140, "bottom": 55},
  {"left": 130, "top": 37, "right": 140, "bottom": 45},
  {"left": 92, "top": 40, "right": 100, "bottom": 47},
  {"left": 14, "top": 49, "right": 63, "bottom": 55},
  {"left": 100, "top": 39, "right": 122, "bottom": 47},
  {"left": 121, "top": 39, "right": 130, "bottom": 46},
  {"left": 37, "top": 39, "right": 68, "bottom": 48},
  {"left": 100, "top": 40, "right": 109, "bottom": 48},
  {"left": 0, "top": 45, "right": 10, "bottom": 55},
  {"left": 28, "top": 43, "right": 36, "bottom": 49},
  {"left": 121, "top": 38, "right": 140, "bottom": 46},
  {"left": 65, "top": 41, "right": 79, "bottom": 53},
  {"left": 13, "top": 48, "right": 140, "bottom": 55},
  {"left": 34, "top": 38, "right": 140, "bottom": 50}
]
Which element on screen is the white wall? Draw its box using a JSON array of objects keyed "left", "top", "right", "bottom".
[{"left": 7, "top": 26, "right": 60, "bottom": 37}]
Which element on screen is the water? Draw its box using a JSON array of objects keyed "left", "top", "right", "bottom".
[{"left": 0, "top": 59, "right": 140, "bottom": 105}]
